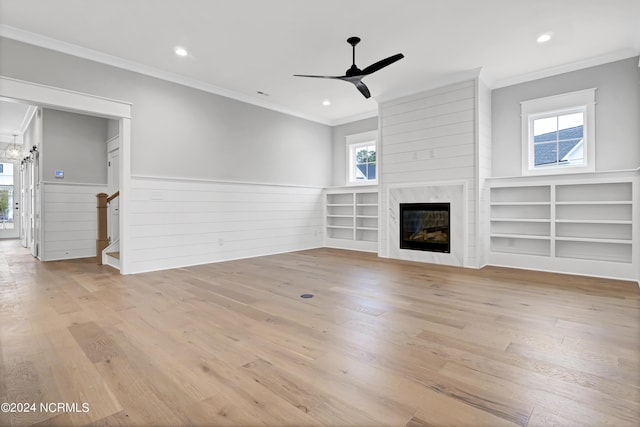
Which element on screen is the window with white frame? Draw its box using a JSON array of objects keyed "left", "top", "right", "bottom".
[
  {"left": 521, "top": 88, "right": 596, "bottom": 176},
  {"left": 346, "top": 130, "right": 377, "bottom": 185}
]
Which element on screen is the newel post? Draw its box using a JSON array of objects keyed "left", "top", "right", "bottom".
[{"left": 96, "top": 192, "right": 109, "bottom": 264}]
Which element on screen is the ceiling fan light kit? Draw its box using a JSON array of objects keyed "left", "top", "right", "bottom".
[{"left": 294, "top": 36, "right": 404, "bottom": 99}]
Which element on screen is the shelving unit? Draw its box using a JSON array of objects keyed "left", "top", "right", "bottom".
[
  {"left": 490, "top": 185, "right": 551, "bottom": 256},
  {"left": 487, "top": 171, "right": 638, "bottom": 281},
  {"left": 325, "top": 188, "right": 378, "bottom": 252},
  {"left": 554, "top": 182, "right": 633, "bottom": 264}
]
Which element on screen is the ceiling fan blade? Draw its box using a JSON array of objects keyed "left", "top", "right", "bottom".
[
  {"left": 354, "top": 80, "right": 371, "bottom": 98},
  {"left": 293, "top": 74, "right": 342, "bottom": 79},
  {"left": 361, "top": 53, "right": 404, "bottom": 76}
]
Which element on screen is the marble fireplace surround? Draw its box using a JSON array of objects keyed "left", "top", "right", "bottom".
[{"left": 386, "top": 181, "right": 467, "bottom": 267}]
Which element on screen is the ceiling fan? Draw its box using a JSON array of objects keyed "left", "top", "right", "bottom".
[{"left": 294, "top": 36, "right": 404, "bottom": 99}]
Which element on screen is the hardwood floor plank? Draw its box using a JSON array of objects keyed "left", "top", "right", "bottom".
[
  {"left": 311, "top": 351, "right": 521, "bottom": 427},
  {"left": 438, "top": 361, "right": 640, "bottom": 426},
  {"left": 405, "top": 414, "right": 436, "bottom": 427},
  {"left": 505, "top": 341, "right": 635, "bottom": 383},
  {"left": 182, "top": 394, "right": 270, "bottom": 427},
  {"left": 67, "top": 322, "right": 122, "bottom": 364},
  {"left": 1, "top": 357, "right": 52, "bottom": 426},
  {"left": 92, "top": 351, "right": 186, "bottom": 426},
  {"left": 241, "top": 357, "right": 385, "bottom": 426},
  {"left": 83, "top": 410, "right": 132, "bottom": 427},
  {"left": 31, "top": 327, "right": 123, "bottom": 425},
  {"left": 525, "top": 406, "right": 578, "bottom": 427}
]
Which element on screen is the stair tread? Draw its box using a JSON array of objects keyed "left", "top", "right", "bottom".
[{"left": 107, "top": 251, "right": 120, "bottom": 260}]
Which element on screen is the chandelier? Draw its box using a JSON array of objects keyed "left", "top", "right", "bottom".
[{"left": 4, "top": 133, "right": 21, "bottom": 160}]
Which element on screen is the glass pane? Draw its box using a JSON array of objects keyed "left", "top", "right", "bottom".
[
  {"left": 0, "top": 162, "right": 14, "bottom": 229},
  {"left": 558, "top": 112, "right": 583, "bottom": 130},
  {"left": 559, "top": 140, "right": 584, "bottom": 165},
  {"left": 534, "top": 142, "right": 558, "bottom": 166},
  {"left": 533, "top": 116, "right": 557, "bottom": 137},
  {"left": 353, "top": 143, "right": 376, "bottom": 181}
]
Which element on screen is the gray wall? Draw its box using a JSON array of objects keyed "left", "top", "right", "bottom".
[
  {"left": 330, "top": 116, "right": 378, "bottom": 187},
  {"left": 492, "top": 57, "right": 640, "bottom": 177},
  {"left": 0, "top": 37, "right": 332, "bottom": 187},
  {"left": 106, "top": 119, "right": 119, "bottom": 140},
  {"left": 43, "top": 109, "right": 108, "bottom": 184}
]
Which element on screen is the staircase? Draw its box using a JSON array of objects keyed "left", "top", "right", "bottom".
[
  {"left": 96, "top": 191, "right": 120, "bottom": 271},
  {"left": 103, "top": 242, "right": 120, "bottom": 270}
]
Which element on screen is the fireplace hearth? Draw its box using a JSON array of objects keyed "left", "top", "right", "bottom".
[{"left": 400, "top": 203, "right": 450, "bottom": 253}]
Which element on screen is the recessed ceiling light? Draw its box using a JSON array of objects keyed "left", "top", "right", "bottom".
[
  {"left": 322, "top": 99, "right": 331, "bottom": 106},
  {"left": 536, "top": 33, "right": 552, "bottom": 43},
  {"left": 175, "top": 47, "right": 188, "bottom": 57}
]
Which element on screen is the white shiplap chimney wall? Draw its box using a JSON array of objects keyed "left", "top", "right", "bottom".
[{"left": 378, "top": 77, "right": 491, "bottom": 268}]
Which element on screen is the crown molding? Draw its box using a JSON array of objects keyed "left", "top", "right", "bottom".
[
  {"left": 375, "top": 67, "right": 483, "bottom": 105},
  {"left": 329, "top": 108, "right": 378, "bottom": 126},
  {"left": 0, "top": 25, "right": 334, "bottom": 126},
  {"left": 492, "top": 49, "right": 639, "bottom": 89}
]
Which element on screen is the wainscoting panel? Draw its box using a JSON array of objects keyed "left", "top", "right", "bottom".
[
  {"left": 126, "top": 176, "right": 324, "bottom": 273},
  {"left": 42, "top": 182, "right": 108, "bottom": 261}
]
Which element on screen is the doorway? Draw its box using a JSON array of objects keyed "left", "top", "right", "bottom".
[
  {"left": 0, "top": 76, "right": 131, "bottom": 272},
  {"left": 0, "top": 160, "right": 20, "bottom": 239}
]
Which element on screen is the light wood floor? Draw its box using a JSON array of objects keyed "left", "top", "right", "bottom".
[{"left": 0, "top": 239, "right": 639, "bottom": 426}]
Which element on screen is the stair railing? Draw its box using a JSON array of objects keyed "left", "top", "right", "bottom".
[{"left": 96, "top": 191, "right": 119, "bottom": 265}]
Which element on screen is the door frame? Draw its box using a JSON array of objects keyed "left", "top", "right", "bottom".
[
  {"left": 0, "top": 76, "right": 133, "bottom": 273},
  {"left": 0, "top": 160, "right": 20, "bottom": 239},
  {"left": 107, "top": 135, "right": 120, "bottom": 244},
  {"left": 20, "top": 158, "right": 27, "bottom": 247}
]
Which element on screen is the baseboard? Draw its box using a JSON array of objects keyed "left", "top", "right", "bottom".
[{"left": 486, "top": 261, "right": 638, "bottom": 284}]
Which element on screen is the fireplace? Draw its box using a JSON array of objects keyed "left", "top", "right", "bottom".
[{"left": 400, "top": 203, "right": 450, "bottom": 253}]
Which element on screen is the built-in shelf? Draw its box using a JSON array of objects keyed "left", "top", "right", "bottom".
[
  {"left": 555, "top": 201, "right": 632, "bottom": 205},
  {"left": 491, "top": 218, "right": 551, "bottom": 223},
  {"left": 555, "top": 219, "right": 632, "bottom": 224},
  {"left": 555, "top": 236, "right": 632, "bottom": 244},
  {"left": 325, "top": 188, "right": 378, "bottom": 252},
  {"left": 490, "top": 202, "right": 551, "bottom": 206},
  {"left": 490, "top": 233, "right": 550, "bottom": 240},
  {"left": 487, "top": 172, "right": 638, "bottom": 280}
]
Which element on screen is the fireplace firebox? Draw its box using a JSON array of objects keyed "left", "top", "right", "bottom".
[{"left": 400, "top": 203, "right": 450, "bottom": 253}]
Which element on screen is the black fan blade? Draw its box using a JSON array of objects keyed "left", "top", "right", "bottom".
[
  {"left": 354, "top": 80, "right": 371, "bottom": 98},
  {"left": 361, "top": 53, "right": 404, "bottom": 76},
  {"left": 293, "top": 74, "right": 342, "bottom": 79}
]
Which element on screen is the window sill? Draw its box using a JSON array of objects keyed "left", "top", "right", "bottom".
[
  {"left": 521, "top": 164, "right": 595, "bottom": 177},
  {"left": 347, "top": 181, "right": 378, "bottom": 187}
]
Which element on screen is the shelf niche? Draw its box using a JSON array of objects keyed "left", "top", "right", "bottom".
[{"left": 325, "top": 188, "right": 378, "bottom": 252}]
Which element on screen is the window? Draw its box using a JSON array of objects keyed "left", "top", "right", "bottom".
[
  {"left": 521, "top": 88, "right": 595, "bottom": 176},
  {"left": 346, "top": 130, "right": 377, "bottom": 185}
]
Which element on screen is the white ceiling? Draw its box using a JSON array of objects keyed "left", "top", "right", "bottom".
[
  {"left": 0, "top": 99, "right": 30, "bottom": 142},
  {"left": 0, "top": 0, "right": 639, "bottom": 125}
]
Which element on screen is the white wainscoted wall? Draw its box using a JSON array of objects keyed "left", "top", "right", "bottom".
[
  {"left": 42, "top": 182, "right": 107, "bottom": 261},
  {"left": 126, "top": 176, "right": 324, "bottom": 274},
  {"left": 379, "top": 79, "right": 490, "bottom": 268}
]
